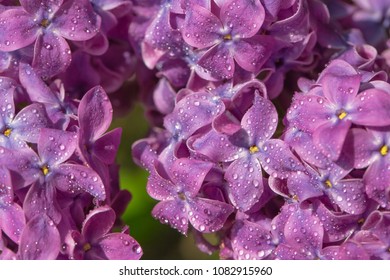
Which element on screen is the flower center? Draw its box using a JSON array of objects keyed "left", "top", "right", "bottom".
[
  {"left": 380, "top": 145, "right": 388, "bottom": 156},
  {"left": 40, "top": 18, "right": 50, "bottom": 28},
  {"left": 83, "top": 243, "right": 92, "bottom": 252},
  {"left": 223, "top": 34, "right": 232, "bottom": 41},
  {"left": 358, "top": 218, "right": 365, "bottom": 225},
  {"left": 2, "top": 127, "right": 11, "bottom": 137},
  {"left": 41, "top": 165, "right": 49, "bottom": 176},
  {"left": 178, "top": 192, "right": 186, "bottom": 201},
  {"left": 337, "top": 109, "right": 348, "bottom": 120},
  {"left": 324, "top": 180, "right": 332, "bottom": 188},
  {"left": 249, "top": 145, "right": 259, "bottom": 154}
]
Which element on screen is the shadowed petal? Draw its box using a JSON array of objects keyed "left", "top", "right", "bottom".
[
  {"left": 78, "top": 86, "right": 112, "bottom": 141},
  {"left": 198, "top": 43, "right": 234, "bottom": 80},
  {"left": 82, "top": 206, "right": 115, "bottom": 242},
  {"left": 19, "top": 214, "right": 60, "bottom": 260},
  {"left": 93, "top": 128, "right": 122, "bottom": 164}
]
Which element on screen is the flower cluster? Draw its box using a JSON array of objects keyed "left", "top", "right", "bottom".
[
  {"left": 0, "top": 0, "right": 141, "bottom": 259},
  {"left": 132, "top": 0, "right": 390, "bottom": 259}
]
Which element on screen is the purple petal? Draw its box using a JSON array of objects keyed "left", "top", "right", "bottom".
[
  {"left": 78, "top": 86, "right": 112, "bottom": 141},
  {"left": 55, "top": 164, "right": 106, "bottom": 200},
  {"left": 12, "top": 103, "right": 51, "bottom": 144},
  {"left": 274, "top": 243, "right": 312, "bottom": 260},
  {"left": 321, "top": 73, "right": 360, "bottom": 108},
  {"left": 152, "top": 199, "right": 188, "bottom": 234},
  {"left": 164, "top": 91, "right": 224, "bottom": 139},
  {"left": 241, "top": 93, "right": 277, "bottom": 145},
  {"left": 19, "top": 215, "right": 60, "bottom": 260},
  {"left": 350, "top": 128, "right": 379, "bottom": 169},
  {"left": 0, "top": 8, "right": 38, "bottom": 52},
  {"left": 287, "top": 94, "right": 333, "bottom": 133},
  {"left": 189, "top": 128, "right": 242, "bottom": 162},
  {"left": 283, "top": 208, "right": 323, "bottom": 251},
  {"left": 233, "top": 36, "right": 273, "bottom": 73},
  {"left": 230, "top": 219, "right": 274, "bottom": 260},
  {"left": 313, "top": 120, "right": 351, "bottom": 161},
  {"left": 82, "top": 206, "right": 115, "bottom": 242},
  {"left": 225, "top": 156, "right": 264, "bottom": 211},
  {"left": 322, "top": 241, "right": 369, "bottom": 260},
  {"left": 0, "top": 77, "right": 16, "bottom": 126},
  {"left": 20, "top": 0, "right": 63, "bottom": 15},
  {"left": 364, "top": 159, "right": 390, "bottom": 208},
  {"left": 286, "top": 170, "right": 323, "bottom": 202},
  {"left": 37, "top": 128, "right": 77, "bottom": 166},
  {"left": 198, "top": 43, "right": 235, "bottom": 80},
  {"left": 92, "top": 128, "right": 122, "bottom": 164},
  {"left": 258, "top": 139, "right": 304, "bottom": 179},
  {"left": 98, "top": 233, "right": 142, "bottom": 260},
  {"left": 315, "top": 202, "right": 359, "bottom": 243},
  {"left": 220, "top": 0, "right": 264, "bottom": 38},
  {"left": 182, "top": 4, "right": 222, "bottom": 49},
  {"left": 350, "top": 89, "right": 390, "bottom": 126},
  {"left": 317, "top": 59, "right": 358, "bottom": 81},
  {"left": 187, "top": 197, "right": 233, "bottom": 233},
  {"left": 53, "top": 0, "right": 101, "bottom": 41},
  {"left": 170, "top": 158, "right": 213, "bottom": 196},
  {"left": 23, "top": 181, "right": 61, "bottom": 224},
  {"left": 19, "top": 63, "right": 59, "bottom": 104},
  {"left": 328, "top": 179, "right": 367, "bottom": 215},
  {"left": 32, "top": 32, "right": 72, "bottom": 77},
  {"left": 153, "top": 78, "right": 176, "bottom": 115}
]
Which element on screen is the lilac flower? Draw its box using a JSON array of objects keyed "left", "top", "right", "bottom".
[
  {"left": 287, "top": 59, "right": 390, "bottom": 160},
  {"left": 181, "top": 0, "right": 274, "bottom": 80},
  {"left": 0, "top": 0, "right": 101, "bottom": 77},
  {"left": 0, "top": 76, "right": 51, "bottom": 149},
  {"left": 191, "top": 91, "right": 301, "bottom": 211},
  {"left": 65, "top": 206, "right": 142, "bottom": 260},
  {"left": 147, "top": 158, "right": 233, "bottom": 234}
]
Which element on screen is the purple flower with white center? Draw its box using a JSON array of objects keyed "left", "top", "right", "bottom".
[
  {"left": 287, "top": 59, "right": 390, "bottom": 160},
  {"left": 65, "top": 206, "right": 142, "bottom": 260},
  {"left": 147, "top": 158, "right": 234, "bottom": 234},
  {"left": 351, "top": 127, "right": 390, "bottom": 208},
  {"left": 0, "top": 167, "right": 26, "bottom": 244},
  {"left": 0, "top": 0, "right": 101, "bottom": 77},
  {"left": 182, "top": 0, "right": 274, "bottom": 80},
  {"left": 191, "top": 92, "right": 302, "bottom": 211},
  {"left": 0, "top": 76, "right": 51, "bottom": 149}
]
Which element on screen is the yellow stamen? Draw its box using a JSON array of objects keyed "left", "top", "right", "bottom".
[
  {"left": 41, "top": 165, "right": 49, "bottom": 176},
  {"left": 380, "top": 145, "right": 388, "bottom": 156},
  {"left": 178, "top": 192, "right": 186, "bottom": 201},
  {"left": 338, "top": 110, "right": 347, "bottom": 120},
  {"left": 223, "top": 34, "right": 232, "bottom": 40},
  {"left": 3, "top": 128, "right": 11, "bottom": 137},
  {"left": 358, "top": 218, "right": 365, "bottom": 224},
  {"left": 292, "top": 194, "right": 299, "bottom": 201},
  {"left": 83, "top": 243, "right": 92, "bottom": 252},
  {"left": 40, "top": 19, "right": 50, "bottom": 28},
  {"left": 325, "top": 180, "right": 332, "bottom": 188},
  {"left": 249, "top": 145, "right": 259, "bottom": 154}
]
